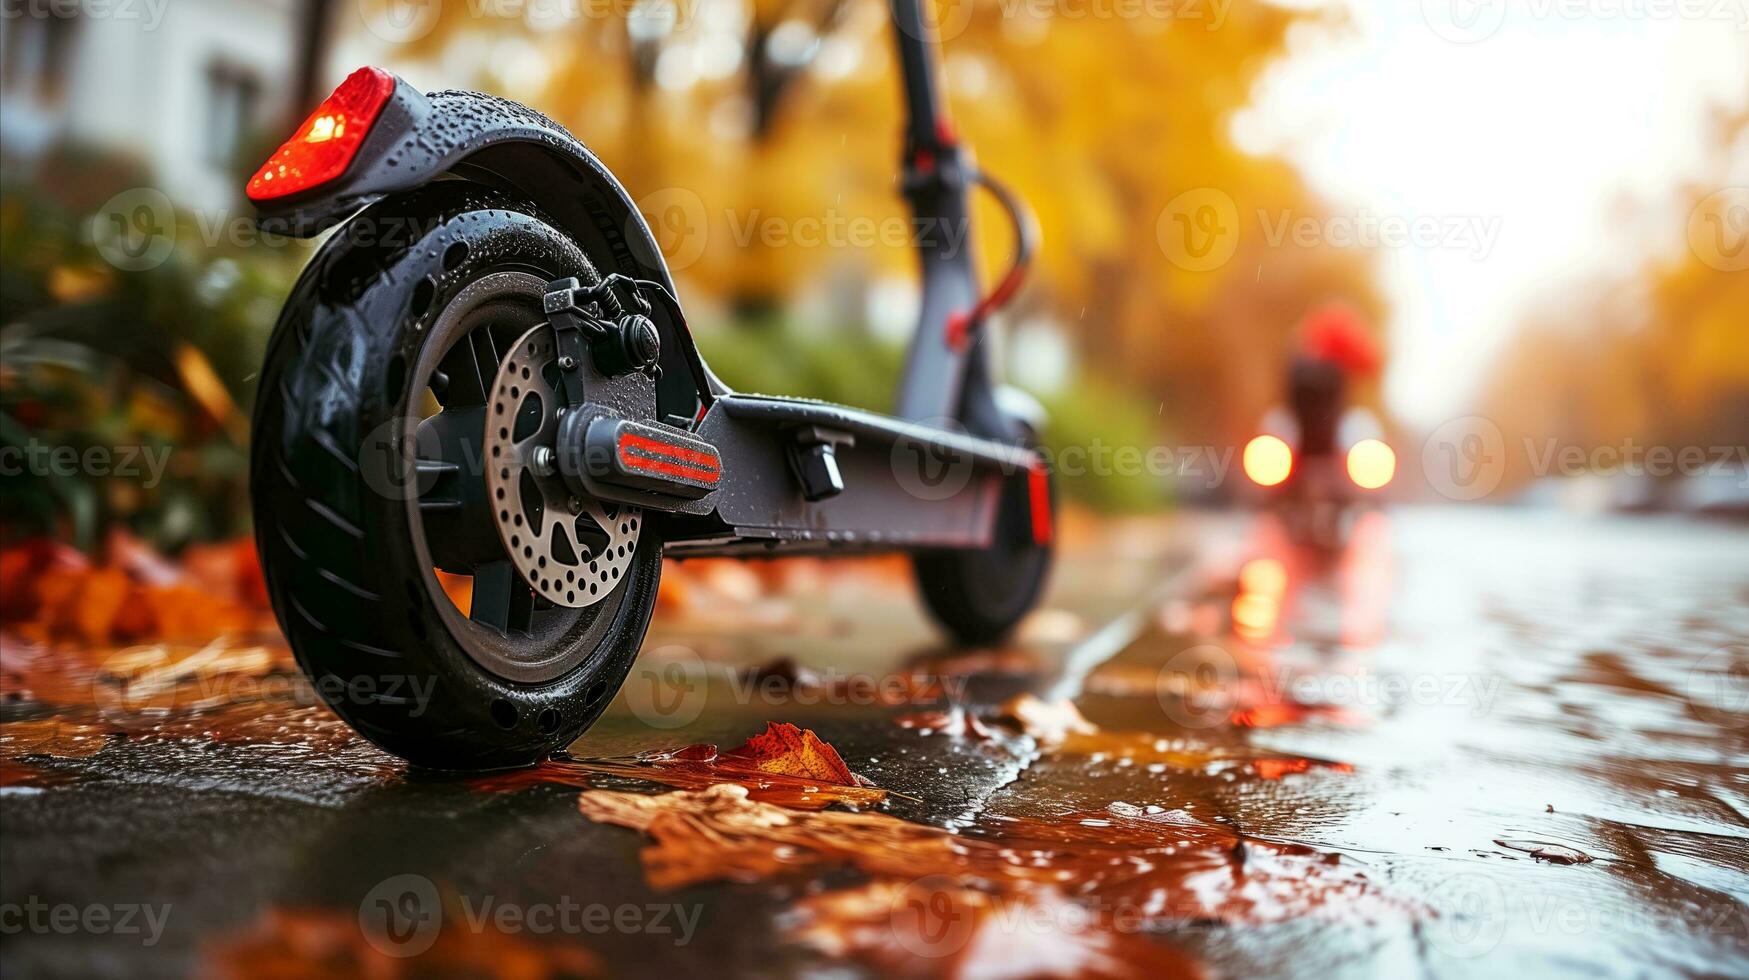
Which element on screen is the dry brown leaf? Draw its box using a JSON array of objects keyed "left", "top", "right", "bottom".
[
  {"left": 179, "top": 538, "right": 271, "bottom": 610},
  {"left": 0, "top": 539, "right": 89, "bottom": 619},
  {"left": 474, "top": 755, "right": 886, "bottom": 810},
  {"left": 0, "top": 535, "right": 273, "bottom": 646},
  {"left": 719, "top": 721, "right": 859, "bottom": 784},
  {"left": 992, "top": 694, "right": 1098, "bottom": 741},
  {"left": 577, "top": 784, "right": 1417, "bottom": 925},
  {"left": 476, "top": 723, "right": 884, "bottom": 809}
]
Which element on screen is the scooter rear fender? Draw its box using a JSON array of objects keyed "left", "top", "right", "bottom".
[{"left": 250, "top": 70, "right": 719, "bottom": 419}]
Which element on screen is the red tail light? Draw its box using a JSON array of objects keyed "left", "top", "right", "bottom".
[{"left": 246, "top": 67, "right": 396, "bottom": 202}]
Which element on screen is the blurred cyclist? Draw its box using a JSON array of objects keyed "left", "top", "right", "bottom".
[{"left": 1289, "top": 302, "right": 1381, "bottom": 464}]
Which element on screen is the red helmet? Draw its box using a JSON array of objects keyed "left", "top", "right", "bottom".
[{"left": 1299, "top": 302, "right": 1381, "bottom": 376}]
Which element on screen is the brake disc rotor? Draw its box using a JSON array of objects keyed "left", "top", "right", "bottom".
[{"left": 485, "top": 323, "right": 641, "bottom": 608}]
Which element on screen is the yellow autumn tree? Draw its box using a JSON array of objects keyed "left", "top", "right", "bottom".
[
  {"left": 366, "top": 0, "right": 1384, "bottom": 447},
  {"left": 1477, "top": 111, "right": 1748, "bottom": 487}
]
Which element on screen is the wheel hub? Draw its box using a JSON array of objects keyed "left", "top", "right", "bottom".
[{"left": 485, "top": 323, "right": 641, "bottom": 608}]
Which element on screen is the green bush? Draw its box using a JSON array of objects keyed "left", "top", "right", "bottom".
[{"left": 1, "top": 155, "right": 303, "bottom": 551}]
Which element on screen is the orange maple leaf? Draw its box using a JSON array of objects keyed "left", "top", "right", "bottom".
[
  {"left": 475, "top": 722, "right": 881, "bottom": 808},
  {"left": 719, "top": 721, "right": 859, "bottom": 786}
]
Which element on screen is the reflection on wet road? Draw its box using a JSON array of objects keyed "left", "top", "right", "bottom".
[
  {"left": 1068, "top": 509, "right": 1748, "bottom": 976},
  {"left": 1, "top": 508, "right": 1744, "bottom": 977}
]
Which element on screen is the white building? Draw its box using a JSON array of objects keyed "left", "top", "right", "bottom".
[{"left": 1, "top": 0, "right": 300, "bottom": 209}]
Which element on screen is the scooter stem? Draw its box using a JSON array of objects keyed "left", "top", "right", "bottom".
[{"left": 886, "top": 0, "right": 1035, "bottom": 441}]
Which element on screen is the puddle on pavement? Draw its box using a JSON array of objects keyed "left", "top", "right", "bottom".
[
  {"left": 1017, "top": 509, "right": 1748, "bottom": 977},
  {"left": 2, "top": 510, "right": 1745, "bottom": 978}
]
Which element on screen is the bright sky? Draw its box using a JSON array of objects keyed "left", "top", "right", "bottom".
[{"left": 1235, "top": 2, "right": 1749, "bottom": 429}]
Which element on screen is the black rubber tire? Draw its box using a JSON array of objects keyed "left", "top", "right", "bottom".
[
  {"left": 250, "top": 183, "right": 660, "bottom": 771},
  {"left": 912, "top": 446, "right": 1055, "bottom": 646}
]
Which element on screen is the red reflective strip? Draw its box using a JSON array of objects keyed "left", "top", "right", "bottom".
[
  {"left": 1027, "top": 464, "right": 1053, "bottom": 546},
  {"left": 616, "top": 431, "right": 720, "bottom": 485},
  {"left": 619, "top": 432, "right": 720, "bottom": 473},
  {"left": 619, "top": 446, "right": 720, "bottom": 484}
]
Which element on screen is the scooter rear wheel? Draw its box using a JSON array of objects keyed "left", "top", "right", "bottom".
[
  {"left": 912, "top": 438, "right": 1055, "bottom": 645},
  {"left": 251, "top": 184, "right": 660, "bottom": 770}
]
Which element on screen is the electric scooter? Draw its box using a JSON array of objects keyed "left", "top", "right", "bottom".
[{"left": 246, "top": 0, "right": 1053, "bottom": 769}]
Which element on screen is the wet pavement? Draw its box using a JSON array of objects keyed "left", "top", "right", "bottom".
[{"left": 1, "top": 507, "right": 1745, "bottom": 978}]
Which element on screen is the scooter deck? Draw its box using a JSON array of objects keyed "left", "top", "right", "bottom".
[
  {"left": 715, "top": 394, "right": 1037, "bottom": 470},
  {"left": 658, "top": 392, "right": 1038, "bottom": 558}
]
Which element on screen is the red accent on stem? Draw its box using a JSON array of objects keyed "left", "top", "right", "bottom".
[
  {"left": 944, "top": 311, "right": 970, "bottom": 351},
  {"left": 947, "top": 255, "right": 1028, "bottom": 352},
  {"left": 1027, "top": 463, "right": 1053, "bottom": 546}
]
